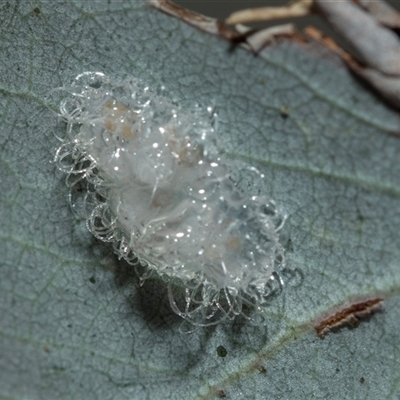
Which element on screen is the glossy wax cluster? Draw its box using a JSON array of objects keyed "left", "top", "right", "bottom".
[{"left": 55, "top": 72, "right": 286, "bottom": 326}]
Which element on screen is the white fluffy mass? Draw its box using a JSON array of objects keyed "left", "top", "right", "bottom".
[{"left": 54, "top": 72, "right": 287, "bottom": 326}]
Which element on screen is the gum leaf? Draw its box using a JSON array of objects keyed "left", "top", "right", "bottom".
[{"left": 0, "top": 1, "right": 399, "bottom": 399}]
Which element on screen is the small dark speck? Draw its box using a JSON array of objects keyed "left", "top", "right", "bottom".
[
  {"left": 217, "top": 389, "right": 226, "bottom": 398},
  {"left": 33, "top": 7, "right": 40, "bottom": 14},
  {"left": 280, "top": 105, "right": 290, "bottom": 118},
  {"left": 286, "top": 238, "right": 294, "bottom": 252},
  {"left": 89, "top": 276, "right": 96, "bottom": 284},
  {"left": 216, "top": 345, "right": 227, "bottom": 358},
  {"left": 43, "top": 346, "right": 50, "bottom": 353},
  {"left": 360, "top": 377, "right": 365, "bottom": 384},
  {"left": 258, "top": 365, "right": 267, "bottom": 373}
]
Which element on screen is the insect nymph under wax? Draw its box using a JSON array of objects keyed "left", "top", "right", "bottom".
[{"left": 55, "top": 72, "right": 287, "bottom": 326}]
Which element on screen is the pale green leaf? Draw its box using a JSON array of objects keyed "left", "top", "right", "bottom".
[{"left": 1, "top": 1, "right": 399, "bottom": 399}]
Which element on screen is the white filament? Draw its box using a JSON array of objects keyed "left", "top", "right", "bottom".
[{"left": 54, "top": 72, "right": 287, "bottom": 326}]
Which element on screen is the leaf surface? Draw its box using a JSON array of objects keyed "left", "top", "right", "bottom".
[{"left": 1, "top": 1, "right": 399, "bottom": 399}]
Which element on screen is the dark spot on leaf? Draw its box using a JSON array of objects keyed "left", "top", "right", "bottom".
[
  {"left": 280, "top": 105, "right": 290, "bottom": 118},
  {"left": 217, "top": 389, "right": 226, "bottom": 398},
  {"left": 217, "top": 345, "right": 227, "bottom": 357},
  {"left": 286, "top": 238, "right": 294, "bottom": 252},
  {"left": 258, "top": 365, "right": 267, "bottom": 373},
  {"left": 89, "top": 275, "right": 96, "bottom": 284},
  {"left": 360, "top": 377, "right": 365, "bottom": 383},
  {"left": 89, "top": 81, "right": 102, "bottom": 89},
  {"left": 33, "top": 7, "right": 40, "bottom": 15}
]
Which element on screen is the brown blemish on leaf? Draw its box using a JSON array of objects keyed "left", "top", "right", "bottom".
[{"left": 315, "top": 298, "right": 384, "bottom": 337}]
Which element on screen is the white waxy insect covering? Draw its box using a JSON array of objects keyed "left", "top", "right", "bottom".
[{"left": 55, "top": 72, "right": 287, "bottom": 326}]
